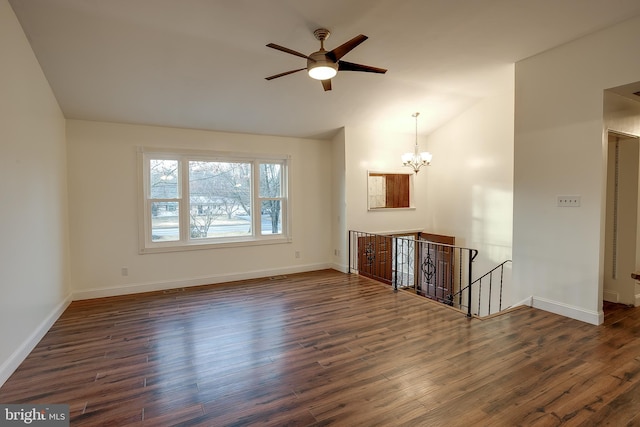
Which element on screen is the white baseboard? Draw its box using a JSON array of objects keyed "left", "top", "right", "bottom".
[
  {"left": 511, "top": 296, "right": 533, "bottom": 308},
  {"left": 0, "top": 293, "right": 72, "bottom": 388},
  {"left": 73, "top": 263, "right": 332, "bottom": 300},
  {"left": 532, "top": 296, "right": 603, "bottom": 325},
  {"left": 331, "top": 261, "right": 349, "bottom": 274}
]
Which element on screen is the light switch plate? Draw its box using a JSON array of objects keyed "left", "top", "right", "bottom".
[{"left": 557, "top": 195, "right": 581, "bottom": 207}]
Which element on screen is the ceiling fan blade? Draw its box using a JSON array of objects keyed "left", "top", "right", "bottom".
[
  {"left": 265, "top": 68, "right": 306, "bottom": 80},
  {"left": 321, "top": 79, "right": 332, "bottom": 91},
  {"left": 328, "top": 34, "right": 368, "bottom": 61},
  {"left": 338, "top": 61, "right": 387, "bottom": 74},
  {"left": 266, "top": 43, "right": 310, "bottom": 59}
]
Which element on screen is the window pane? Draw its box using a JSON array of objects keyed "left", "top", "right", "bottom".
[
  {"left": 151, "top": 202, "right": 179, "bottom": 242},
  {"left": 259, "top": 163, "right": 281, "bottom": 198},
  {"left": 149, "top": 159, "right": 179, "bottom": 199},
  {"left": 189, "top": 161, "right": 251, "bottom": 239},
  {"left": 261, "top": 200, "right": 282, "bottom": 235}
]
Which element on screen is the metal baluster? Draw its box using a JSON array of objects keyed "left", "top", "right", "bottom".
[
  {"left": 348, "top": 231, "right": 353, "bottom": 274},
  {"left": 459, "top": 248, "right": 464, "bottom": 310},
  {"left": 393, "top": 237, "right": 398, "bottom": 291},
  {"left": 477, "top": 279, "right": 482, "bottom": 316},
  {"left": 467, "top": 249, "right": 477, "bottom": 318},
  {"left": 488, "top": 274, "right": 493, "bottom": 315},
  {"left": 499, "top": 264, "right": 504, "bottom": 312}
]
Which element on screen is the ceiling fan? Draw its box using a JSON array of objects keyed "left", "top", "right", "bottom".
[{"left": 265, "top": 28, "right": 387, "bottom": 91}]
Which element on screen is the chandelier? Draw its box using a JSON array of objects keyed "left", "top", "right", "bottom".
[{"left": 402, "top": 112, "right": 432, "bottom": 173}]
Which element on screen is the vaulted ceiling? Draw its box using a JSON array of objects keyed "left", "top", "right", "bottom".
[{"left": 9, "top": 0, "right": 640, "bottom": 139}]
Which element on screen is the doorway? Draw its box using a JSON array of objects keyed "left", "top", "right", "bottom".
[{"left": 604, "top": 131, "right": 640, "bottom": 306}]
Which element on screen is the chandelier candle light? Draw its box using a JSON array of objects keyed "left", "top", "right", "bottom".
[{"left": 402, "top": 112, "right": 432, "bottom": 173}]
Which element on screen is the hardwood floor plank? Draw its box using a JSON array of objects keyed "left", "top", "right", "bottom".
[{"left": 2, "top": 270, "right": 640, "bottom": 426}]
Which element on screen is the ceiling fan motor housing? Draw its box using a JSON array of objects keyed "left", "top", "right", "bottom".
[
  {"left": 307, "top": 51, "right": 338, "bottom": 73},
  {"left": 308, "top": 29, "right": 337, "bottom": 79}
]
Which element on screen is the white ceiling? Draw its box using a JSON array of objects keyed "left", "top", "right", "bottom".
[{"left": 9, "top": 0, "right": 640, "bottom": 139}]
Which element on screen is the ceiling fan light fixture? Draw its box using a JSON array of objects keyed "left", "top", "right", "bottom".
[{"left": 308, "top": 65, "right": 337, "bottom": 80}]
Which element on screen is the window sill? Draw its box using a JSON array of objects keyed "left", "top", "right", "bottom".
[
  {"left": 139, "top": 235, "right": 292, "bottom": 254},
  {"left": 367, "top": 206, "right": 416, "bottom": 212}
]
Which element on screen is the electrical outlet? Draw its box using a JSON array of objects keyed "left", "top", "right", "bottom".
[
  {"left": 295, "top": 251, "right": 300, "bottom": 259},
  {"left": 557, "top": 195, "right": 581, "bottom": 207},
  {"left": 121, "top": 267, "right": 128, "bottom": 276}
]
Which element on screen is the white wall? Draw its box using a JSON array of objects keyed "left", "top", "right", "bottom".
[
  {"left": 603, "top": 133, "right": 638, "bottom": 305},
  {"left": 514, "top": 15, "right": 640, "bottom": 324},
  {"left": 424, "top": 65, "right": 514, "bottom": 282},
  {"left": 342, "top": 72, "right": 514, "bottom": 295},
  {"left": 66, "top": 120, "right": 333, "bottom": 298},
  {"left": 331, "top": 128, "right": 347, "bottom": 272},
  {"left": 0, "top": 0, "right": 70, "bottom": 386},
  {"left": 344, "top": 125, "right": 430, "bottom": 234}
]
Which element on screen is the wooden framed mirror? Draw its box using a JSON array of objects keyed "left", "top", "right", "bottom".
[{"left": 367, "top": 171, "right": 414, "bottom": 210}]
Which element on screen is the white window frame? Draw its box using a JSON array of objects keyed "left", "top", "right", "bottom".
[{"left": 138, "top": 147, "right": 291, "bottom": 254}]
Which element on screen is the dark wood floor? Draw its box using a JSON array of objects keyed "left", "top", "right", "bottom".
[{"left": 1, "top": 269, "right": 640, "bottom": 426}]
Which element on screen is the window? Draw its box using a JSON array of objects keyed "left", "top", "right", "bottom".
[{"left": 139, "top": 147, "right": 290, "bottom": 253}]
